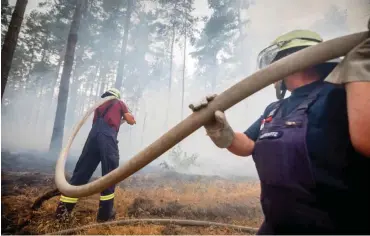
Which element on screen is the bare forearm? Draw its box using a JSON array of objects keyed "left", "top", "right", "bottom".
[
  {"left": 346, "top": 82, "right": 370, "bottom": 157},
  {"left": 124, "top": 112, "right": 136, "bottom": 125},
  {"left": 227, "top": 132, "right": 255, "bottom": 157}
]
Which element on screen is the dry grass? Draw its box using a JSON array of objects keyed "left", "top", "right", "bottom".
[{"left": 1, "top": 171, "right": 263, "bottom": 235}]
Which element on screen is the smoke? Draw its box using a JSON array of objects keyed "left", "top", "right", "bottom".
[{"left": 2, "top": 0, "right": 369, "bottom": 178}]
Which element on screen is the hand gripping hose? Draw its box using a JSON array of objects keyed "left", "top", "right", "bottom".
[{"left": 55, "top": 31, "right": 369, "bottom": 198}]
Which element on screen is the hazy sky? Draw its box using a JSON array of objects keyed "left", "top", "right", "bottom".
[{"left": 3, "top": 0, "right": 370, "bottom": 177}]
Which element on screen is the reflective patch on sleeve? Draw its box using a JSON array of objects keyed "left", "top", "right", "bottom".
[{"left": 258, "top": 131, "right": 283, "bottom": 140}]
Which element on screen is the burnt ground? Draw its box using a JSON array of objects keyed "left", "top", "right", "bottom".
[{"left": 1, "top": 151, "right": 263, "bottom": 235}]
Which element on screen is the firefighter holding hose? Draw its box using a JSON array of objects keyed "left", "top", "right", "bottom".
[
  {"left": 189, "top": 30, "right": 370, "bottom": 234},
  {"left": 55, "top": 88, "right": 136, "bottom": 222}
]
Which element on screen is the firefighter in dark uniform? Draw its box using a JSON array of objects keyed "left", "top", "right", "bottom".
[
  {"left": 55, "top": 88, "right": 136, "bottom": 222},
  {"left": 189, "top": 30, "right": 370, "bottom": 234}
]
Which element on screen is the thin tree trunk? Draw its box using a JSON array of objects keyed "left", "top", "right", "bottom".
[
  {"left": 35, "top": 36, "right": 50, "bottom": 132},
  {"left": 44, "top": 47, "right": 64, "bottom": 123},
  {"left": 1, "top": 0, "right": 28, "bottom": 99},
  {"left": 20, "top": 53, "right": 35, "bottom": 129},
  {"left": 238, "top": 0, "right": 246, "bottom": 65},
  {"left": 1, "top": 0, "right": 10, "bottom": 28},
  {"left": 43, "top": 48, "right": 64, "bottom": 137},
  {"left": 181, "top": 14, "right": 187, "bottom": 121},
  {"left": 165, "top": 24, "right": 176, "bottom": 128},
  {"left": 128, "top": 102, "right": 137, "bottom": 151},
  {"left": 89, "top": 64, "right": 100, "bottom": 103},
  {"left": 49, "top": 0, "right": 85, "bottom": 154},
  {"left": 211, "top": 64, "right": 216, "bottom": 92},
  {"left": 114, "top": 0, "right": 133, "bottom": 90},
  {"left": 66, "top": 42, "right": 85, "bottom": 127},
  {"left": 99, "top": 78, "right": 106, "bottom": 97},
  {"left": 35, "top": 77, "right": 47, "bottom": 130},
  {"left": 83, "top": 81, "right": 94, "bottom": 113},
  {"left": 27, "top": 77, "right": 42, "bottom": 134},
  {"left": 140, "top": 111, "right": 147, "bottom": 147},
  {"left": 68, "top": 76, "right": 80, "bottom": 126},
  {"left": 76, "top": 91, "right": 85, "bottom": 118},
  {"left": 99, "top": 63, "right": 108, "bottom": 96},
  {"left": 52, "top": 47, "right": 65, "bottom": 98},
  {"left": 94, "top": 65, "right": 101, "bottom": 97}
]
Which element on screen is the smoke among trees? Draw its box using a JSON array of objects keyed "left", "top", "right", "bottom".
[{"left": 1, "top": 0, "right": 368, "bottom": 177}]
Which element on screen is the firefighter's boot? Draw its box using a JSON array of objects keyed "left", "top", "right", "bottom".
[
  {"left": 55, "top": 202, "right": 76, "bottom": 220},
  {"left": 55, "top": 195, "right": 78, "bottom": 220},
  {"left": 97, "top": 197, "right": 116, "bottom": 222}
]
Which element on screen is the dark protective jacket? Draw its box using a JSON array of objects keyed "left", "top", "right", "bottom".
[{"left": 247, "top": 82, "right": 370, "bottom": 234}]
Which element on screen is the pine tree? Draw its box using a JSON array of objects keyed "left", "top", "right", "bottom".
[
  {"left": 49, "top": 0, "right": 87, "bottom": 154},
  {"left": 1, "top": 0, "right": 28, "bottom": 99}
]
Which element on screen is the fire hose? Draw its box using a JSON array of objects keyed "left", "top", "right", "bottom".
[
  {"left": 55, "top": 31, "right": 368, "bottom": 198},
  {"left": 48, "top": 218, "right": 259, "bottom": 235}
]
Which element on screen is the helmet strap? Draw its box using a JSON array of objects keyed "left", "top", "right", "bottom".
[{"left": 275, "top": 80, "right": 287, "bottom": 100}]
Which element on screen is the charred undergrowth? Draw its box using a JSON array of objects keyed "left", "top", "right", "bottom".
[{"left": 1, "top": 153, "right": 263, "bottom": 234}]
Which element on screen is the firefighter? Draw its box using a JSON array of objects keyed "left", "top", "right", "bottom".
[
  {"left": 55, "top": 88, "right": 136, "bottom": 222},
  {"left": 324, "top": 35, "right": 370, "bottom": 157},
  {"left": 189, "top": 30, "right": 370, "bottom": 234}
]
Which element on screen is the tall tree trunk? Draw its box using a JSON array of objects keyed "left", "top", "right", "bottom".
[
  {"left": 1, "top": 0, "right": 10, "bottom": 27},
  {"left": 76, "top": 90, "right": 85, "bottom": 119},
  {"left": 66, "top": 43, "right": 85, "bottom": 128},
  {"left": 43, "top": 47, "right": 65, "bottom": 137},
  {"left": 238, "top": 0, "right": 246, "bottom": 65},
  {"left": 82, "top": 81, "right": 94, "bottom": 116},
  {"left": 140, "top": 111, "right": 147, "bottom": 148},
  {"left": 27, "top": 77, "right": 42, "bottom": 134},
  {"left": 49, "top": 0, "right": 85, "bottom": 154},
  {"left": 211, "top": 63, "right": 217, "bottom": 92},
  {"left": 127, "top": 101, "right": 138, "bottom": 151},
  {"left": 99, "top": 74, "right": 106, "bottom": 96},
  {"left": 164, "top": 24, "right": 176, "bottom": 128},
  {"left": 35, "top": 36, "right": 50, "bottom": 132},
  {"left": 181, "top": 14, "right": 187, "bottom": 121},
  {"left": 1, "top": 0, "right": 28, "bottom": 99},
  {"left": 99, "top": 62, "right": 109, "bottom": 96},
  {"left": 94, "top": 65, "right": 101, "bottom": 97},
  {"left": 87, "top": 65, "right": 100, "bottom": 108},
  {"left": 52, "top": 47, "right": 65, "bottom": 98},
  {"left": 67, "top": 76, "right": 80, "bottom": 127},
  {"left": 35, "top": 76, "right": 48, "bottom": 131},
  {"left": 20, "top": 52, "right": 35, "bottom": 129},
  {"left": 114, "top": 0, "right": 133, "bottom": 90}
]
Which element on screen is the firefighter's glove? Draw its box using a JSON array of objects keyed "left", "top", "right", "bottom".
[{"left": 189, "top": 94, "right": 235, "bottom": 148}]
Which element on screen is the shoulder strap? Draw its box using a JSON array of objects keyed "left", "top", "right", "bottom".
[
  {"left": 266, "top": 100, "right": 284, "bottom": 118},
  {"left": 97, "top": 100, "right": 119, "bottom": 118},
  {"left": 296, "top": 86, "right": 324, "bottom": 112}
]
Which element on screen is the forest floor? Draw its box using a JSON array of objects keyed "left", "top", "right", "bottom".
[{"left": 1, "top": 151, "right": 263, "bottom": 235}]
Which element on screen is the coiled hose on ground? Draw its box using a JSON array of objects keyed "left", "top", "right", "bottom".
[{"left": 48, "top": 218, "right": 259, "bottom": 235}]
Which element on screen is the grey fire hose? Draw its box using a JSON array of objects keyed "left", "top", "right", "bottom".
[
  {"left": 55, "top": 31, "right": 369, "bottom": 198},
  {"left": 48, "top": 218, "right": 259, "bottom": 235}
]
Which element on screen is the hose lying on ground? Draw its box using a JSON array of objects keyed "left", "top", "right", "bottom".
[
  {"left": 55, "top": 31, "right": 369, "bottom": 198},
  {"left": 32, "top": 188, "right": 61, "bottom": 210},
  {"left": 48, "top": 218, "right": 259, "bottom": 235}
]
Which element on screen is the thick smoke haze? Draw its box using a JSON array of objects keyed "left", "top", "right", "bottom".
[{"left": 2, "top": 0, "right": 369, "bottom": 178}]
